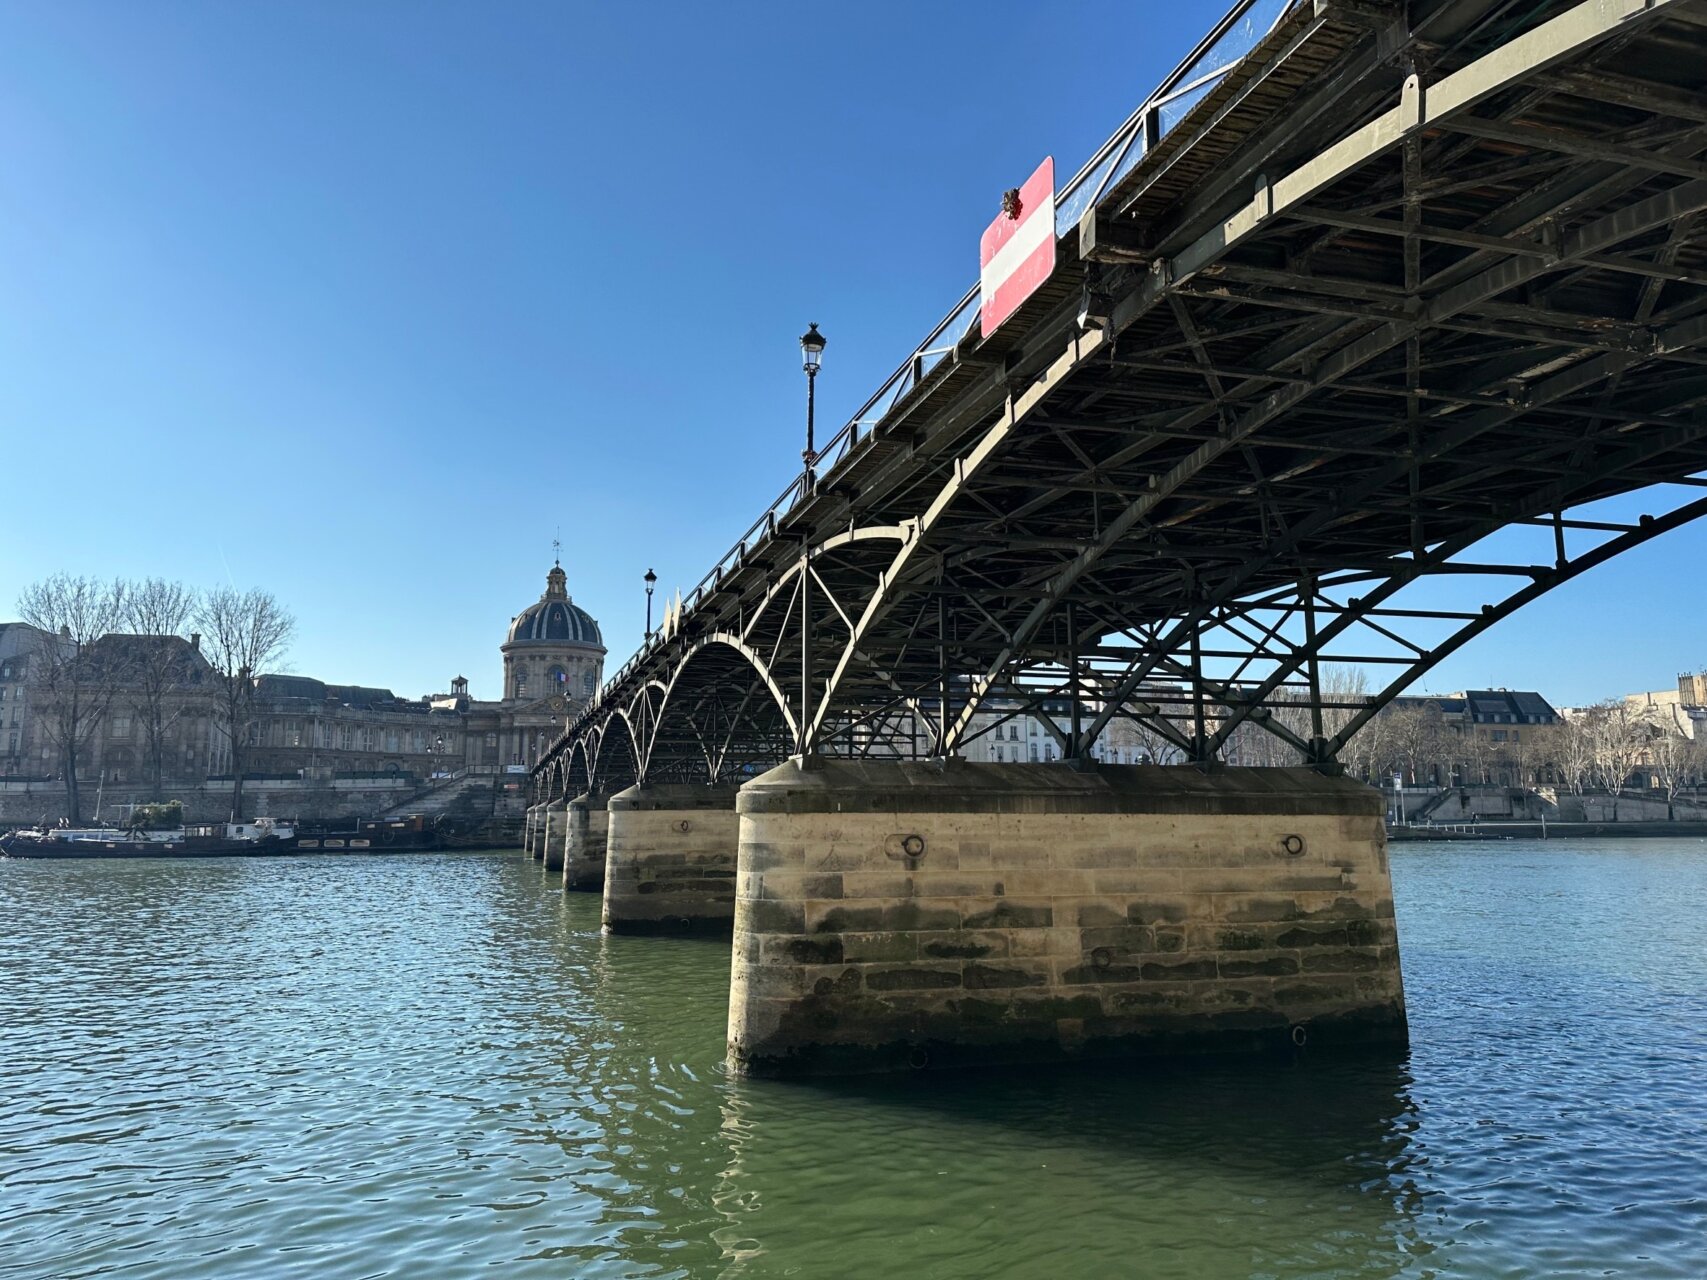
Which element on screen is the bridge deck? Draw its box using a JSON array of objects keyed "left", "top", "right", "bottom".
[{"left": 543, "top": 0, "right": 1707, "bottom": 790}]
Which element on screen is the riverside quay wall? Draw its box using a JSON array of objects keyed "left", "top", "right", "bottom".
[
  {"left": 727, "top": 760, "right": 1405, "bottom": 1076},
  {"left": 0, "top": 777, "right": 419, "bottom": 827}
]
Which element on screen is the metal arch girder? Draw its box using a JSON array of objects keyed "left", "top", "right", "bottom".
[
  {"left": 625, "top": 678, "right": 670, "bottom": 780},
  {"left": 949, "top": 137, "right": 1707, "bottom": 746},
  {"left": 805, "top": 329, "right": 1111, "bottom": 752},
  {"left": 1076, "top": 298, "right": 1707, "bottom": 749},
  {"left": 644, "top": 678, "right": 763, "bottom": 783},
  {"left": 1184, "top": 310, "right": 1707, "bottom": 748},
  {"left": 653, "top": 631, "right": 801, "bottom": 752},
  {"left": 1329, "top": 491, "right": 1707, "bottom": 752},
  {"left": 585, "top": 709, "right": 642, "bottom": 794},
  {"left": 560, "top": 529, "right": 903, "bottom": 771},
  {"left": 536, "top": 0, "right": 1694, "bottom": 774},
  {"left": 674, "top": 523, "right": 930, "bottom": 756},
  {"left": 807, "top": 0, "right": 1684, "bottom": 757},
  {"left": 1201, "top": 410, "right": 1707, "bottom": 755},
  {"left": 563, "top": 737, "right": 592, "bottom": 797}
]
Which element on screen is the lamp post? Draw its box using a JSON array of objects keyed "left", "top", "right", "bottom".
[
  {"left": 797, "top": 323, "right": 825, "bottom": 761},
  {"left": 800, "top": 322, "right": 826, "bottom": 482},
  {"left": 644, "top": 567, "right": 657, "bottom": 640}
]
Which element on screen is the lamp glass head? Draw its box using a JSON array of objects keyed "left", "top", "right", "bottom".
[{"left": 799, "top": 322, "right": 826, "bottom": 372}]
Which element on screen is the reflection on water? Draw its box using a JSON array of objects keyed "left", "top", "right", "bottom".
[{"left": 1, "top": 840, "right": 1703, "bottom": 1279}]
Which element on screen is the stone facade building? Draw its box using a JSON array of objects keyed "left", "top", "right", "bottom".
[
  {"left": 0, "top": 561, "right": 605, "bottom": 799},
  {"left": 1625, "top": 673, "right": 1707, "bottom": 740},
  {"left": 0, "top": 623, "right": 43, "bottom": 773}
]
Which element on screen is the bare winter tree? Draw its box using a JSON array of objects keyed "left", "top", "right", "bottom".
[
  {"left": 16, "top": 574, "right": 128, "bottom": 824},
  {"left": 1225, "top": 666, "right": 1379, "bottom": 774},
  {"left": 193, "top": 586, "right": 295, "bottom": 821},
  {"left": 1583, "top": 699, "right": 1648, "bottom": 820},
  {"left": 1111, "top": 711, "right": 1187, "bottom": 765},
  {"left": 1639, "top": 708, "right": 1696, "bottom": 820},
  {"left": 118, "top": 578, "right": 202, "bottom": 800},
  {"left": 1321, "top": 666, "right": 1378, "bottom": 780},
  {"left": 1552, "top": 715, "right": 1596, "bottom": 797},
  {"left": 1381, "top": 702, "right": 1449, "bottom": 786}
]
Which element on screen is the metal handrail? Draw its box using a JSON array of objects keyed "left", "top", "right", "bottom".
[{"left": 589, "top": 0, "right": 1304, "bottom": 720}]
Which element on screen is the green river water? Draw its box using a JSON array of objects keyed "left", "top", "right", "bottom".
[{"left": 2, "top": 839, "right": 1704, "bottom": 1279}]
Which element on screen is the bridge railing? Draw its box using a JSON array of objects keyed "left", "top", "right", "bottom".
[{"left": 591, "top": 0, "right": 1304, "bottom": 718}]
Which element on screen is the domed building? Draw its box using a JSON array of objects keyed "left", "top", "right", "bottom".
[
  {"left": 425, "top": 559, "right": 610, "bottom": 771},
  {"left": 502, "top": 562, "right": 606, "bottom": 703}
]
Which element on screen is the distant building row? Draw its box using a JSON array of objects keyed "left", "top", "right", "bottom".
[{"left": 0, "top": 563, "right": 605, "bottom": 787}]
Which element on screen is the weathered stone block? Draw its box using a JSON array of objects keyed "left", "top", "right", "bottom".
[
  {"left": 963, "top": 962, "right": 1048, "bottom": 990},
  {"left": 864, "top": 965, "right": 962, "bottom": 992},
  {"left": 1071, "top": 900, "right": 1129, "bottom": 928},
  {"left": 960, "top": 900, "right": 1053, "bottom": 930},
  {"left": 918, "top": 929, "right": 1009, "bottom": 960},
  {"left": 1126, "top": 897, "right": 1194, "bottom": 925},
  {"left": 1218, "top": 955, "right": 1300, "bottom": 978},
  {"left": 840, "top": 931, "right": 918, "bottom": 963},
  {"left": 745, "top": 897, "right": 807, "bottom": 935}
]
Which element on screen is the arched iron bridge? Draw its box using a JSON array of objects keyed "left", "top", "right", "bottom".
[{"left": 537, "top": 0, "right": 1707, "bottom": 803}]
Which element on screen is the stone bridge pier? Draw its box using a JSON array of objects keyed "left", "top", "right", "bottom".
[
  {"left": 563, "top": 792, "right": 613, "bottom": 892},
  {"left": 541, "top": 797, "right": 569, "bottom": 873},
  {"left": 524, "top": 804, "right": 543, "bottom": 860},
  {"left": 726, "top": 760, "right": 1405, "bottom": 1077},
  {"left": 604, "top": 783, "right": 740, "bottom": 935}
]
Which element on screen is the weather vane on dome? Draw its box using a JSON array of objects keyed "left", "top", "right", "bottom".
[{"left": 553, "top": 529, "right": 561, "bottom": 566}]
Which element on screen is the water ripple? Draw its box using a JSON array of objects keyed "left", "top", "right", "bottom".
[{"left": 1, "top": 842, "right": 1704, "bottom": 1278}]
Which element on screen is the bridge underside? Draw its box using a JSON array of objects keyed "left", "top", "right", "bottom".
[
  {"left": 541, "top": 0, "right": 1707, "bottom": 799},
  {"left": 525, "top": 0, "right": 1707, "bottom": 1079}
]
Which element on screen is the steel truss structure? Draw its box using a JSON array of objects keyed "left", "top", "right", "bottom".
[{"left": 538, "top": 0, "right": 1707, "bottom": 801}]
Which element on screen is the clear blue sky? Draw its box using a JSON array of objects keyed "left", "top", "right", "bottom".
[{"left": 1, "top": 1, "right": 1700, "bottom": 708}]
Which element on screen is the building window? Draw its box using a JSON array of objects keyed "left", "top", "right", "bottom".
[
  {"left": 111, "top": 716, "right": 132, "bottom": 738},
  {"left": 361, "top": 728, "right": 375, "bottom": 752},
  {"left": 515, "top": 675, "right": 528, "bottom": 698},
  {"left": 548, "top": 666, "right": 567, "bottom": 686},
  {"left": 385, "top": 730, "right": 400, "bottom": 752},
  {"left": 284, "top": 721, "right": 302, "bottom": 748},
  {"left": 338, "top": 725, "right": 353, "bottom": 751},
  {"left": 485, "top": 732, "right": 498, "bottom": 747}
]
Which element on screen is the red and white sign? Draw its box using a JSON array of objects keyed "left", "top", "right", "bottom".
[{"left": 979, "top": 156, "right": 1056, "bottom": 339}]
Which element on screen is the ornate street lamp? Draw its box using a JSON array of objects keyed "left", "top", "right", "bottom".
[
  {"left": 644, "top": 567, "right": 658, "bottom": 639},
  {"left": 800, "top": 322, "right": 826, "bottom": 478},
  {"left": 796, "top": 323, "right": 826, "bottom": 761}
]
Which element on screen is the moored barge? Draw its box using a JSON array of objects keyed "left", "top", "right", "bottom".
[{"left": 0, "top": 818, "right": 298, "bottom": 859}]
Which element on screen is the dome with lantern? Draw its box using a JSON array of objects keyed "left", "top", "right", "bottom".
[{"left": 501, "top": 562, "right": 606, "bottom": 703}]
